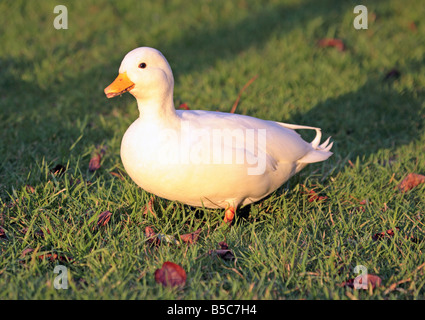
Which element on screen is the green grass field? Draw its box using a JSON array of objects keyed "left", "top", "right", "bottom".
[{"left": 1, "top": 0, "right": 425, "bottom": 300}]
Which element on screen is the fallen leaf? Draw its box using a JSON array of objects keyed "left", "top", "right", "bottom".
[
  {"left": 301, "top": 185, "right": 328, "bottom": 202},
  {"left": 218, "top": 241, "right": 229, "bottom": 250},
  {"left": 145, "top": 226, "right": 159, "bottom": 246},
  {"left": 210, "top": 249, "right": 235, "bottom": 261},
  {"left": 398, "top": 173, "right": 425, "bottom": 192},
  {"left": 178, "top": 103, "right": 190, "bottom": 110},
  {"left": 342, "top": 274, "right": 382, "bottom": 289},
  {"left": 38, "top": 252, "right": 72, "bottom": 263},
  {"left": 89, "top": 153, "right": 102, "bottom": 172},
  {"left": 180, "top": 229, "right": 201, "bottom": 244},
  {"left": 209, "top": 242, "right": 235, "bottom": 260},
  {"left": 372, "top": 227, "right": 400, "bottom": 241},
  {"left": 89, "top": 146, "right": 107, "bottom": 172},
  {"left": 408, "top": 21, "right": 417, "bottom": 32},
  {"left": 318, "top": 38, "right": 345, "bottom": 52},
  {"left": 26, "top": 185, "right": 35, "bottom": 193},
  {"left": 97, "top": 210, "right": 112, "bottom": 226},
  {"left": 154, "top": 261, "right": 187, "bottom": 287},
  {"left": 384, "top": 68, "right": 401, "bottom": 81}
]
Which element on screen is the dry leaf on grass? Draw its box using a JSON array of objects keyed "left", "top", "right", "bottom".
[
  {"left": 384, "top": 68, "right": 401, "bottom": 81},
  {"left": 145, "top": 226, "right": 160, "bottom": 246},
  {"left": 180, "top": 229, "right": 201, "bottom": 244},
  {"left": 408, "top": 21, "right": 417, "bottom": 32},
  {"left": 38, "top": 253, "right": 73, "bottom": 263},
  {"left": 154, "top": 261, "right": 187, "bottom": 288},
  {"left": 178, "top": 103, "right": 190, "bottom": 110},
  {"left": 301, "top": 185, "right": 328, "bottom": 202},
  {"left": 372, "top": 227, "right": 400, "bottom": 241},
  {"left": 209, "top": 241, "right": 235, "bottom": 260},
  {"left": 89, "top": 146, "right": 106, "bottom": 172},
  {"left": 342, "top": 274, "right": 382, "bottom": 289},
  {"left": 211, "top": 249, "right": 235, "bottom": 260},
  {"left": 398, "top": 173, "right": 425, "bottom": 192},
  {"left": 318, "top": 38, "right": 345, "bottom": 51}
]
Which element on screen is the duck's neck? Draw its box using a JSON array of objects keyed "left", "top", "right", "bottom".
[{"left": 136, "top": 91, "right": 178, "bottom": 124}]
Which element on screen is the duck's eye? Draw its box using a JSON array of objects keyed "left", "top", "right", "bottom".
[{"left": 139, "top": 62, "right": 147, "bottom": 69}]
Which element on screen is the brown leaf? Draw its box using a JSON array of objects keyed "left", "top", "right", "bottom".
[
  {"left": 38, "top": 253, "right": 72, "bottom": 263},
  {"left": 154, "top": 261, "right": 187, "bottom": 287},
  {"left": 178, "top": 103, "right": 190, "bottom": 110},
  {"left": 384, "top": 68, "right": 401, "bottom": 81},
  {"left": 97, "top": 210, "right": 112, "bottom": 226},
  {"left": 398, "top": 173, "right": 425, "bottom": 192},
  {"left": 145, "top": 226, "right": 160, "bottom": 246},
  {"left": 301, "top": 185, "right": 328, "bottom": 202},
  {"left": 210, "top": 249, "right": 235, "bottom": 261},
  {"left": 318, "top": 38, "right": 345, "bottom": 52},
  {"left": 372, "top": 227, "right": 400, "bottom": 241},
  {"left": 89, "top": 153, "right": 102, "bottom": 172},
  {"left": 180, "top": 229, "right": 201, "bottom": 244},
  {"left": 342, "top": 274, "right": 382, "bottom": 289},
  {"left": 218, "top": 241, "right": 229, "bottom": 250},
  {"left": 408, "top": 21, "right": 417, "bottom": 32}
]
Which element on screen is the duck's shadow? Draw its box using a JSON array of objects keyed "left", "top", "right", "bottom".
[{"left": 289, "top": 73, "right": 425, "bottom": 162}]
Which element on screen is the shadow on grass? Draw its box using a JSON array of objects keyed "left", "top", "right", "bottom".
[{"left": 289, "top": 65, "right": 425, "bottom": 160}]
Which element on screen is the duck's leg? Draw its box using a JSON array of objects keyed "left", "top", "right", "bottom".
[{"left": 223, "top": 205, "right": 236, "bottom": 225}]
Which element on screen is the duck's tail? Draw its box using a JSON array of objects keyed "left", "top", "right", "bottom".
[
  {"left": 298, "top": 127, "right": 333, "bottom": 164},
  {"left": 276, "top": 122, "right": 333, "bottom": 166}
]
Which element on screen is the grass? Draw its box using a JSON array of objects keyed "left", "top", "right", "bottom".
[{"left": 1, "top": 0, "right": 425, "bottom": 300}]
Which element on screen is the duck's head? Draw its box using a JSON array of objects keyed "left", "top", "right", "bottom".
[{"left": 104, "top": 47, "right": 174, "bottom": 101}]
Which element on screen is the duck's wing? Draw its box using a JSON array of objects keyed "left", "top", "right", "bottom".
[{"left": 177, "top": 110, "right": 332, "bottom": 172}]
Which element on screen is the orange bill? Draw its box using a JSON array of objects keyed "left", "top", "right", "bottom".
[{"left": 104, "top": 72, "right": 135, "bottom": 98}]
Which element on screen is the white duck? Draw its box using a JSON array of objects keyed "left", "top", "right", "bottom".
[{"left": 105, "top": 47, "right": 333, "bottom": 224}]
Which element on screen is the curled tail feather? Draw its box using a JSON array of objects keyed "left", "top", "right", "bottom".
[{"left": 276, "top": 121, "right": 333, "bottom": 165}]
